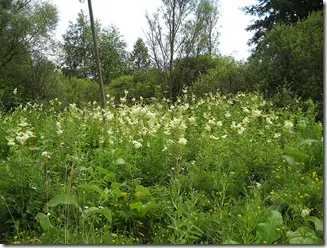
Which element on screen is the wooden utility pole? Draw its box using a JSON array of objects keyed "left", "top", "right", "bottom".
[{"left": 80, "top": 0, "right": 106, "bottom": 108}]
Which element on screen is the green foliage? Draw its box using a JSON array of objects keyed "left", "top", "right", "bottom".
[
  {"left": 130, "top": 38, "right": 151, "bottom": 71},
  {"left": 243, "top": 0, "right": 323, "bottom": 48},
  {"left": 47, "top": 194, "right": 78, "bottom": 208},
  {"left": 0, "top": 92, "right": 323, "bottom": 244},
  {"left": 286, "top": 227, "right": 322, "bottom": 244},
  {"left": 191, "top": 56, "right": 254, "bottom": 96},
  {"left": 107, "top": 70, "right": 158, "bottom": 103},
  {"left": 248, "top": 11, "right": 323, "bottom": 119},
  {"left": 0, "top": 0, "right": 58, "bottom": 68},
  {"left": 62, "top": 77, "right": 100, "bottom": 107},
  {"left": 171, "top": 55, "right": 216, "bottom": 99},
  {"left": 255, "top": 210, "right": 283, "bottom": 244},
  {"left": 61, "top": 10, "right": 128, "bottom": 83}
]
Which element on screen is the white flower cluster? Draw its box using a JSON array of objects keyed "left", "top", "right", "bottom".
[{"left": 6, "top": 118, "right": 35, "bottom": 146}]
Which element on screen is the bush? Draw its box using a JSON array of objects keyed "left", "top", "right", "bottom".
[
  {"left": 248, "top": 11, "right": 323, "bottom": 120},
  {"left": 191, "top": 56, "right": 253, "bottom": 96}
]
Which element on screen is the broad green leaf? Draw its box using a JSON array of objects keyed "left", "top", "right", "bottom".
[
  {"left": 47, "top": 193, "right": 78, "bottom": 207},
  {"left": 222, "top": 239, "right": 241, "bottom": 244},
  {"left": 78, "top": 184, "right": 103, "bottom": 195},
  {"left": 36, "top": 213, "right": 52, "bottom": 231},
  {"left": 256, "top": 210, "right": 283, "bottom": 244},
  {"left": 300, "top": 139, "right": 318, "bottom": 146},
  {"left": 115, "top": 158, "right": 126, "bottom": 165},
  {"left": 84, "top": 207, "right": 112, "bottom": 223},
  {"left": 130, "top": 201, "right": 154, "bottom": 217},
  {"left": 130, "top": 202, "right": 142, "bottom": 212},
  {"left": 135, "top": 185, "right": 151, "bottom": 199},
  {"left": 287, "top": 227, "right": 323, "bottom": 244},
  {"left": 111, "top": 182, "right": 121, "bottom": 190},
  {"left": 98, "top": 208, "right": 112, "bottom": 223},
  {"left": 305, "top": 216, "right": 323, "bottom": 233},
  {"left": 282, "top": 155, "right": 296, "bottom": 166},
  {"left": 286, "top": 151, "right": 306, "bottom": 162},
  {"left": 96, "top": 166, "right": 116, "bottom": 181}
]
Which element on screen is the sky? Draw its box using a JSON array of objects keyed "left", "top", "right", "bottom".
[{"left": 53, "top": 0, "right": 257, "bottom": 61}]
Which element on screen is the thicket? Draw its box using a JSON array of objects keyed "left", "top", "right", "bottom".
[{"left": 0, "top": 0, "right": 324, "bottom": 244}]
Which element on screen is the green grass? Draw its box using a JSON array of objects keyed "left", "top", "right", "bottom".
[{"left": 0, "top": 91, "right": 323, "bottom": 244}]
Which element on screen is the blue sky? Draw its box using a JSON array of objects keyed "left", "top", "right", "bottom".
[{"left": 53, "top": 0, "right": 256, "bottom": 60}]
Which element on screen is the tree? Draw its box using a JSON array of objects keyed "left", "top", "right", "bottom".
[
  {"left": 145, "top": 0, "right": 197, "bottom": 99},
  {"left": 130, "top": 38, "right": 151, "bottom": 71},
  {"left": 99, "top": 25, "right": 129, "bottom": 83},
  {"left": 248, "top": 11, "right": 323, "bottom": 118},
  {"left": 243, "top": 0, "right": 323, "bottom": 50},
  {"left": 0, "top": 0, "right": 58, "bottom": 68},
  {"left": 145, "top": 0, "right": 220, "bottom": 100},
  {"left": 61, "top": 11, "right": 128, "bottom": 83},
  {"left": 0, "top": 0, "right": 59, "bottom": 109},
  {"left": 183, "top": 0, "right": 220, "bottom": 56},
  {"left": 61, "top": 10, "right": 95, "bottom": 78}
]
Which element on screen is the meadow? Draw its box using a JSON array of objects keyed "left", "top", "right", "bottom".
[{"left": 0, "top": 90, "right": 323, "bottom": 244}]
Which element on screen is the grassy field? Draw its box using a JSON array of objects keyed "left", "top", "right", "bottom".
[{"left": 0, "top": 90, "right": 323, "bottom": 244}]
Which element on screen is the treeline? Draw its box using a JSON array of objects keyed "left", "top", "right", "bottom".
[{"left": 0, "top": 0, "right": 323, "bottom": 119}]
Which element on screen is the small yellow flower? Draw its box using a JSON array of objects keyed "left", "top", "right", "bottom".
[{"left": 315, "top": 178, "right": 319, "bottom": 182}]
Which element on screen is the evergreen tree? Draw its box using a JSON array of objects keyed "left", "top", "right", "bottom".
[
  {"left": 243, "top": 0, "right": 323, "bottom": 49},
  {"left": 130, "top": 38, "right": 151, "bottom": 71}
]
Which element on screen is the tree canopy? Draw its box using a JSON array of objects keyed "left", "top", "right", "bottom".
[{"left": 243, "top": 0, "right": 323, "bottom": 49}]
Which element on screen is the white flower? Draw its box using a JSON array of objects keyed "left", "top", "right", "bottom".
[
  {"left": 13, "top": 88, "right": 17, "bottom": 95},
  {"left": 204, "top": 125, "right": 211, "bottom": 132},
  {"left": 252, "top": 109, "right": 262, "bottom": 117},
  {"left": 242, "top": 107, "right": 250, "bottom": 113},
  {"left": 42, "top": 151, "right": 51, "bottom": 159},
  {"left": 225, "top": 112, "right": 231, "bottom": 118},
  {"left": 301, "top": 209, "right": 311, "bottom": 218},
  {"left": 237, "top": 127, "right": 246, "bottom": 135},
  {"left": 255, "top": 182, "right": 262, "bottom": 188},
  {"left": 242, "top": 117, "right": 250, "bottom": 125},
  {"left": 208, "top": 119, "right": 215, "bottom": 126},
  {"left": 16, "top": 130, "right": 35, "bottom": 145},
  {"left": 47, "top": 212, "right": 51, "bottom": 216},
  {"left": 266, "top": 117, "right": 273, "bottom": 125},
  {"left": 56, "top": 121, "right": 63, "bottom": 135},
  {"left": 132, "top": 140, "right": 143, "bottom": 149},
  {"left": 188, "top": 117, "right": 196, "bottom": 123},
  {"left": 284, "top": 120, "right": 293, "bottom": 130},
  {"left": 18, "top": 119, "right": 29, "bottom": 127},
  {"left": 178, "top": 137, "right": 187, "bottom": 145},
  {"left": 274, "top": 133, "right": 281, "bottom": 139},
  {"left": 216, "top": 121, "right": 223, "bottom": 127},
  {"left": 7, "top": 137, "right": 15, "bottom": 146},
  {"left": 221, "top": 135, "right": 227, "bottom": 139}
]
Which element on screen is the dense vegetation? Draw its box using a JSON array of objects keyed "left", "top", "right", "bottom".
[
  {"left": 0, "top": 91, "right": 323, "bottom": 244},
  {"left": 0, "top": 0, "right": 323, "bottom": 244}
]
